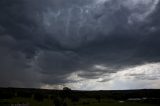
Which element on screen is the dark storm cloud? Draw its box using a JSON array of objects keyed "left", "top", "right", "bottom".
[
  {"left": 0, "top": 46, "right": 41, "bottom": 87},
  {"left": 0, "top": 0, "right": 160, "bottom": 87}
]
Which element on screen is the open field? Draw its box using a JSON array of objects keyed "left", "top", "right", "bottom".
[{"left": 0, "top": 88, "right": 160, "bottom": 106}]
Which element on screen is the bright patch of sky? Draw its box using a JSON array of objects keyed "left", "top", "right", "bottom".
[{"left": 41, "top": 62, "right": 160, "bottom": 90}]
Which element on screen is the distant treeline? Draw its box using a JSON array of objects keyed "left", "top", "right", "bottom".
[{"left": 0, "top": 88, "right": 160, "bottom": 104}]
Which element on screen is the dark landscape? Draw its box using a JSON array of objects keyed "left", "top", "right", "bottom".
[{"left": 0, "top": 88, "right": 160, "bottom": 106}]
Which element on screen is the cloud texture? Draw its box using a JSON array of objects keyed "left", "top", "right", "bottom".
[{"left": 0, "top": 0, "right": 160, "bottom": 89}]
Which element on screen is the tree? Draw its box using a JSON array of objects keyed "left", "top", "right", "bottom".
[{"left": 63, "top": 87, "right": 71, "bottom": 91}]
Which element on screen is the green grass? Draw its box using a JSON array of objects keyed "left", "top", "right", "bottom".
[
  {"left": 0, "top": 98, "right": 52, "bottom": 106},
  {"left": 70, "top": 98, "right": 159, "bottom": 106},
  {"left": 0, "top": 98, "right": 159, "bottom": 106},
  {"left": 75, "top": 102, "right": 158, "bottom": 106}
]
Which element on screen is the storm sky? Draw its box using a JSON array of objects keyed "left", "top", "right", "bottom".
[{"left": 0, "top": 0, "right": 160, "bottom": 90}]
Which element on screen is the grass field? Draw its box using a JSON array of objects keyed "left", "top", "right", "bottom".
[
  {"left": 0, "top": 88, "right": 160, "bottom": 106},
  {"left": 1, "top": 97, "right": 159, "bottom": 106}
]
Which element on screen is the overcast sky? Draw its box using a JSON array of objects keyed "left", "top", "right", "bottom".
[{"left": 0, "top": 0, "right": 160, "bottom": 90}]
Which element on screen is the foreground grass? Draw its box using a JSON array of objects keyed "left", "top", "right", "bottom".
[
  {"left": 72, "top": 99, "right": 159, "bottom": 106},
  {"left": 0, "top": 97, "right": 159, "bottom": 106},
  {"left": 76, "top": 102, "right": 159, "bottom": 106}
]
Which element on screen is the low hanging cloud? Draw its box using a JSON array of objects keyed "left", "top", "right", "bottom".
[
  {"left": 0, "top": 0, "right": 160, "bottom": 89},
  {"left": 63, "top": 62, "right": 160, "bottom": 90}
]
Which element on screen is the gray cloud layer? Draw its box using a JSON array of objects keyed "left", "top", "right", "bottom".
[{"left": 0, "top": 0, "right": 160, "bottom": 88}]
